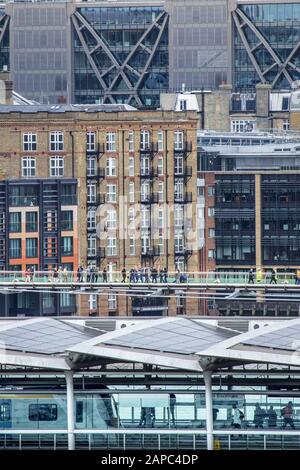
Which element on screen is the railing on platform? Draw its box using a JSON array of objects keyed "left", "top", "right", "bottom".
[
  {"left": 0, "top": 270, "right": 297, "bottom": 285},
  {"left": 0, "top": 429, "right": 300, "bottom": 450}
]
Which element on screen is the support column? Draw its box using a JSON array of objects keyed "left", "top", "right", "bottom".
[
  {"left": 255, "top": 174, "right": 262, "bottom": 269},
  {"left": 65, "top": 370, "right": 75, "bottom": 450},
  {"left": 203, "top": 370, "right": 213, "bottom": 451}
]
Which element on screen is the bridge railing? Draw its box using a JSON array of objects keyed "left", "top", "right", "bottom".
[{"left": 0, "top": 270, "right": 297, "bottom": 285}]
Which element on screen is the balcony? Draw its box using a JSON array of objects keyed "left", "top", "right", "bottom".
[
  {"left": 174, "top": 247, "right": 193, "bottom": 257},
  {"left": 87, "top": 247, "right": 106, "bottom": 260},
  {"left": 174, "top": 192, "right": 192, "bottom": 203},
  {"left": 174, "top": 142, "right": 192, "bottom": 154},
  {"left": 9, "top": 196, "right": 39, "bottom": 207},
  {"left": 87, "top": 194, "right": 106, "bottom": 206},
  {"left": 140, "top": 142, "right": 158, "bottom": 154},
  {"left": 86, "top": 142, "right": 105, "bottom": 156},
  {"left": 141, "top": 246, "right": 161, "bottom": 258},
  {"left": 140, "top": 169, "right": 158, "bottom": 179},
  {"left": 140, "top": 193, "right": 159, "bottom": 204},
  {"left": 87, "top": 168, "right": 105, "bottom": 180},
  {"left": 174, "top": 166, "right": 193, "bottom": 178}
]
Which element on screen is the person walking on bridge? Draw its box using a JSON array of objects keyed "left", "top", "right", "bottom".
[
  {"left": 270, "top": 268, "right": 277, "bottom": 284},
  {"left": 248, "top": 269, "right": 255, "bottom": 284}
]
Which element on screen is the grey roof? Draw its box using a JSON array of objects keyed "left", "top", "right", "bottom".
[
  {"left": 0, "top": 318, "right": 99, "bottom": 355},
  {"left": 243, "top": 323, "right": 300, "bottom": 352},
  {"left": 103, "top": 318, "right": 238, "bottom": 355},
  {"left": 0, "top": 104, "right": 137, "bottom": 114}
]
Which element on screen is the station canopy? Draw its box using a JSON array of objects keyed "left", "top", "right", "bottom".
[{"left": 0, "top": 317, "right": 300, "bottom": 372}]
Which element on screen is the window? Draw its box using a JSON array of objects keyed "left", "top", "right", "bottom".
[
  {"left": 108, "top": 294, "right": 117, "bottom": 310},
  {"left": 28, "top": 404, "right": 57, "bottom": 422},
  {"left": 9, "top": 239, "right": 21, "bottom": 258},
  {"left": 208, "top": 186, "right": 215, "bottom": 196},
  {"left": 174, "top": 205, "right": 184, "bottom": 227},
  {"left": 158, "top": 207, "right": 164, "bottom": 229},
  {"left": 158, "top": 156, "right": 164, "bottom": 176},
  {"left": 208, "top": 249, "right": 215, "bottom": 259},
  {"left": 26, "top": 238, "right": 38, "bottom": 257},
  {"left": 208, "top": 207, "right": 215, "bottom": 217},
  {"left": 23, "top": 132, "right": 37, "bottom": 152},
  {"left": 106, "top": 132, "right": 116, "bottom": 152},
  {"left": 61, "top": 237, "right": 73, "bottom": 256},
  {"left": 158, "top": 235, "right": 164, "bottom": 254},
  {"left": 175, "top": 155, "right": 183, "bottom": 174},
  {"left": 128, "top": 207, "right": 135, "bottom": 226},
  {"left": 174, "top": 232, "right": 184, "bottom": 253},
  {"left": 157, "top": 130, "right": 164, "bottom": 151},
  {"left": 76, "top": 402, "right": 83, "bottom": 423},
  {"left": 141, "top": 156, "right": 150, "bottom": 176},
  {"left": 107, "top": 237, "right": 117, "bottom": 256},
  {"left": 87, "top": 157, "right": 96, "bottom": 177},
  {"left": 141, "top": 234, "right": 150, "bottom": 254},
  {"left": 158, "top": 181, "right": 164, "bottom": 202},
  {"left": 87, "top": 210, "right": 96, "bottom": 230},
  {"left": 283, "top": 119, "right": 290, "bottom": 131},
  {"left": 106, "top": 209, "right": 117, "bottom": 229},
  {"left": 129, "top": 157, "right": 134, "bottom": 177},
  {"left": 45, "top": 210, "right": 57, "bottom": 232},
  {"left": 141, "top": 207, "right": 150, "bottom": 228},
  {"left": 26, "top": 212, "right": 38, "bottom": 232},
  {"left": 129, "top": 182, "right": 135, "bottom": 203},
  {"left": 106, "top": 158, "right": 117, "bottom": 177},
  {"left": 49, "top": 131, "right": 64, "bottom": 151},
  {"left": 88, "top": 236, "right": 96, "bottom": 256},
  {"left": 231, "top": 120, "right": 256, "bottom": 133},
  {"left": 128, "top": 131, "right": 134, "bottom": 152},
  {"left": 87, "top": 184, "right": 96, "bottom": 203},
  {"left": 0, "top": 402, "right": 11, "bottom": 421},
  {"left": 50, "top": 156, "right": 64, "bottom": 177},
  {"left": 180, "top": 100, "right": 187, "bottom": 111},
  {"left": 0, "top": 213, "right": 5, "bottom": 232},
  {"left": 107, "top": 184, "right": 117, "bottom": 203},
  {"left": 208, "top": 228, "right": 215, "bottom": 238},
  {"left": 9, "top": 212, "right": 21, "bottom": 233},
  {"left": 61, "top": 211, "right": 73, "bottom": 231},
  {"left": 174, "top": 131, "right": 184, "bottom": 150},
  {"left": 174, "top": 180, "right": 184, "bottom": 201},
  {"left": 89, "top": 294, "right": 97, "bottom": 310},
  {"left": 140, "top": 130, "right": 150, "bottom": 150},
  {"left": 141, "top": 181, "right": 150, "bottom": 202},
  {"left": 22, "top": 157, "right": 36, "bottom": 177},
  {"left": 129, "top": 237, "right": 135, "bottom": 255},
  {"left": 86, "top": 131, "right": 96, "bottom": 152}
]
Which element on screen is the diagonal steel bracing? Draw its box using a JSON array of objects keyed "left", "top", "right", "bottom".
[
  {"left": 71, "top": 9, "right": 169, "bottom": 106},
  {"left": 234, "top": 7, "right": 300, "bottom": 88},
  {"left": 0, "top": 15, "right": 9, "bottom": 52}
]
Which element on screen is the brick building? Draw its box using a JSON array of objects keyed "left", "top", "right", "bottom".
[{"left": 0, "top": 104, "right": 200, "bottom": 316}]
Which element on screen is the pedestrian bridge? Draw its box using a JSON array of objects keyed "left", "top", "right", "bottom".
[{"left": 0, "top": 271, "right": 298, "bottom": 302}]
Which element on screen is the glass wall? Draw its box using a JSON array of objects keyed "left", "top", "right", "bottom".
[
  {"left": 73, "top": 7, "right": 169, "bottom": 108},
  {"left": 233, "top": 3, "right": 300, "bottom": 90}
]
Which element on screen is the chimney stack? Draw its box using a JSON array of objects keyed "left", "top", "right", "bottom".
[{"left": 0, "top": 69, "right": 13, "bottom": 105}]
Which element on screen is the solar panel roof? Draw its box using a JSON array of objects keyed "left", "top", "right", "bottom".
[
  {"left": 243, "top": 324, "right": 300, "bottom": 352},
  {"left": 103, "top": 318, "right": 238, "bottom": 355},
  {"left": 0, "top": 319, "right": 99, "bottom": 355}
]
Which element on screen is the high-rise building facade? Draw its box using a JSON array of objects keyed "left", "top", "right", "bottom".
[
  {"left": 230, "top": 0, "right": 300, "bottom": 92},
  {"left": 0, "top": 0, "right": 229, "bottom": 106}
]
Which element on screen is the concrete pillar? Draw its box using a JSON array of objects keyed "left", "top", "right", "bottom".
[
  {"left": 203, "top": 370, "right": 214, "bottom": 451},
  {"left": 255, "top": 174, "right": 262, "bottom": 269},
  {"left": 65, "top": 370, "right": 75, "bottom": 450},
  {"left": 256, "top": 84, "right": 272, "bottom": 130}
]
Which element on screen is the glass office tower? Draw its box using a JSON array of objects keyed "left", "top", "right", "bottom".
[
  {"left": 72, "top": 6, "right": 169, "bottom": 108},
  {"left": 0, "top": 8, "right": 9, "bottom": 72},
  {"left": 232, "top": 2, "right": 300, "bottom": 91}
]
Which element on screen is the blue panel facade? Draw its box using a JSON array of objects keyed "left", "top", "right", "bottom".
[
  {"left": 233, "top": 3, "right": 300, "bottom": 91},
  {"left": 73, "top": 6, "right": 169, "bottom": 108}
]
